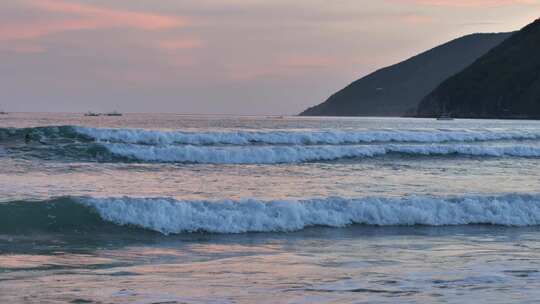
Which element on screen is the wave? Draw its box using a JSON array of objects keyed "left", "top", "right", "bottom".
[
  {"left": 0, "top": 197, "right": 118, "bottom": 233},
  {"left": 103, "top": 143, "right": 540, "bottom": 164},
  {"left": 73, "top": 126, "right": 540, "bottom": 145},
  {"left": 0, "top": 126, "right": 89, "bottom": 142},
  {"left": 4, "top": 125, "right": 540, "bottom": 145},
  {"left": 5, "top": 126, "right": 540, "bottom": 164},
  {"left": 2, "top": 194, "right": 540, "bottom": 234},
  {"left": 80, "top": 194, "right": 540, "bottom": 233}
]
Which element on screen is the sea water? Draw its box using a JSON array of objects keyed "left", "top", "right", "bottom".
[{"left": 1, "top": 113, "right": 540, "bottom": 303}]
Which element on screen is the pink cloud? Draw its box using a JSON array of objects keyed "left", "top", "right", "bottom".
[
  {"left": 0, "top": 0, "right": 189, "bottom": 42},
  {"left": 32, "top": 0, "right": 187, "bottom": 30},
  {"left": 0, "top": 19, "right": 102, "bottom": 41}
]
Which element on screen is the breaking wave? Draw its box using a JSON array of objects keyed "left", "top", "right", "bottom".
[
  {"left": 4, "top": 125, "right": 540, "bottom": 145},
  {"left": 103, "top": 143, "right": 540, "bottom": 164},
  {"left": 3, "top": 125, "right": 540, "bottom": 163},
  {"left": 71, "top": 126, "right": 540, "bottom": 145},
  {"left": 2, "top": 194, "right": 540, "bottom": 234}
]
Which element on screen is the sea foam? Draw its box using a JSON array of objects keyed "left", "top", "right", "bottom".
[
  {"left": 73, "top": 126, "right": 540, "bottom": 145},
  {"left": 103, "top": 143, "right": 540, "bottom": 164},
  {"left": 7, "top": 126, "right": 540, "bottom": 164},
  {"left": 79, "top": 194, "right": 540, "bottom": 234}
]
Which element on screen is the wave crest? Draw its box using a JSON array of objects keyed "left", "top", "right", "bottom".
[
  {"left": 80, "top": 194, "right": 540, "bottom": 234},
  {"left": 3, "top": 194, "right": 540, "bottom": 235},
  {"left": 5, "top": 126, "right": 540, "bottom": 164},
  {"left": 73, "top": 126, "right": 540, "bottom": 145},
  {"left": 103, "top": 143, "right": 540, "bottom": 164}
]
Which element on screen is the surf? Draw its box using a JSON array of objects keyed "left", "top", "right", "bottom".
[
  {"left": 101, "top": 142, "right": 540, "bottom": 164},
  {"left": 2, "top": 194, "right": 540, "bottom": 235},
  {"left": 72, "top": 126, "right": 540, "bottom": 145},
  {"left": 5, "top": 125, "right": 540, "bottom": 164},
  {"left": 5, "top": 125, "right": 540, "bottom": 145}
]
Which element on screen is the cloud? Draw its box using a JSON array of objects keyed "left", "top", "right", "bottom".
[
  {"left": 0, "top": 19, "right": 102, "bottom": 41},
  {"left": 1, "top": 0, "right": 536, "bottom": 114},
  {"left": 0, "top": 0, "right": 189, "bottom": 42},
  {"left": 32, "top": 0, "right": 188, "bottom": 30}
]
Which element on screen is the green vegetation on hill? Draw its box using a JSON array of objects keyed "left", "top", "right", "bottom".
[
  {"left": 300, "top": 32, "right": 512, "bottom": 117},
  {"left": 417, "top": 19, "right": 540, "bottom": 119}
]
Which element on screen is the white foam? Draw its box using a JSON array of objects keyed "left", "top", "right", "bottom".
[
  {"left": 79, "top": 194, "right": 540, "bottom": 234},
  {"left": 73, "top": 126, "right": 540, "bottom": 146},
  {"left": 104, "top": 143, "right": 384, "bottom": 163},
  {"left": 103, "top": 143, "right": 540, "bottom": 164}
]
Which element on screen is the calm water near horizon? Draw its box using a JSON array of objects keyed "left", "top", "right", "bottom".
[{"left": 2, "top": 113, "right": 540, "bottom": 303}]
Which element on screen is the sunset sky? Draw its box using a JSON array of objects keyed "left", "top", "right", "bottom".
[{"left": 1, "top": 0, "right": 539, "bottom": 114}]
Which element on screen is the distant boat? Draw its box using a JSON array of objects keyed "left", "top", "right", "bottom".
[
  {"left": 0, "top": 111, "right": 8, "bottom": 115},
  {"left": 105, "top": 111, "right": 122, "bottom": 116},
  {"left": 84, "top": 112, "right": 101, "bottom": 117},
  {"left": 437, "top": 114, "right": 454, "bottom": 121}
]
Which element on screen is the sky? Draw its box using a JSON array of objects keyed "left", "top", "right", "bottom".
[{"left": 1, "top": 0, "right": 539, "bottom": 115}]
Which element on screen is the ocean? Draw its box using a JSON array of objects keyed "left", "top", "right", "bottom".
[{"left": 1, "top": 112, "right": 540, "bottom": 303}]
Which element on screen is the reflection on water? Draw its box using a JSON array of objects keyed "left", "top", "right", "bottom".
[
  {"left": 2, "top": 157, "right": 540, "bottom": 202},
  {"left": 1, "top": 226, "right": 540, "bottom": 303},
  {"left": 2, "top": 113, "right": 540, "bottom": 202},
  {"left": 2, "top": 114, "right": 540, "bottom": 302}
]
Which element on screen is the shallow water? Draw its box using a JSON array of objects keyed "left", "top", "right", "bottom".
[
  {"left": 2, "top": 226, "right": 540, "bottom": 303},
  {"left": 1, "top": 113, "right": 540, "bottom": 303}
]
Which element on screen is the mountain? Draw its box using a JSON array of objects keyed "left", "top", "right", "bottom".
[
  {"left": 417, "top": 19, "right": 540, "bottom": 119},
  {"left": 300, "top": 32, "right": 512, "bottom": 117}
]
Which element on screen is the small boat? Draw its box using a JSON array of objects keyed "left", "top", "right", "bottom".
[
  {"left": 105, "top": 111, "right": 122, "bottom": 116},
  {"left": 0, "top": 111, "right": 8, "bottom": 115},
  {"left": 436, "top": 114, "right": 454, "bottom": 121},
  {"left": 84, "top": 112, "right": 101, "bottom": 117}
]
